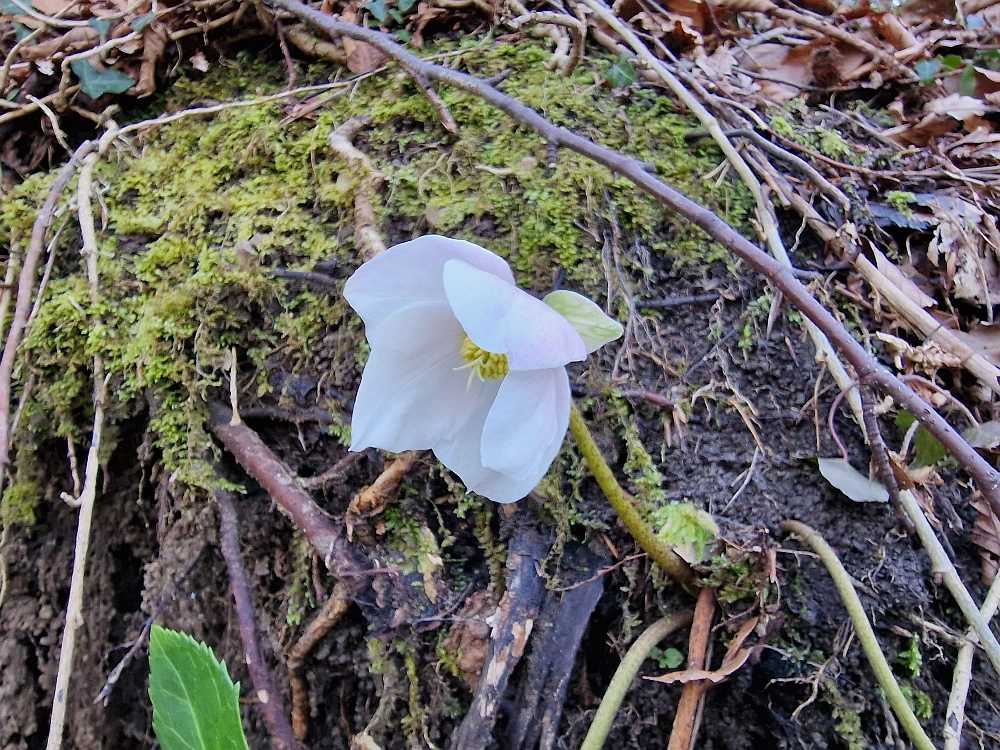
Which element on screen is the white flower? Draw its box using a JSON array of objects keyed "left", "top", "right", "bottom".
[{"left": 344, "top": 235, "right": 623, "bottom": 504}]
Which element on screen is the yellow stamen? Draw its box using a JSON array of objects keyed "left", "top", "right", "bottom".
[{"left": 457, "top": 335, "right": 509, "bottom": 388}]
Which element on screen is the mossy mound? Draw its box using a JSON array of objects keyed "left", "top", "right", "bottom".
[{"left": 0, "top": 37, "right": 750, "bottom": 524}]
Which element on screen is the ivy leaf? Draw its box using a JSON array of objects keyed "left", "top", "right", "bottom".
[
  {"left": 959, "top": 64, "right": 978, "bottom": 97},
  {"left": 70, "top": 60, "right": 134, "bottom": 99},
  {"left": 132, "top": 12, "right": 155, "bottom": 31},
  {"left": 0, "top": 0, "right": 32, "bottom": 14},
  {"left": 398, "top": 0, "right": 416, "bottom": 12},
  {"left": 364, "top": 0, "right": 388, "bottom": 24},
  {"left": 914, "top": 59, "right": 940, "bottom": 85},
  {"left": 608, "top": 54, "right": 636, "bottom": 88},
  {"left": 148, "top": 625, "right": 250, "bottom": 750},
  {"left": 818, "top": 458, "right": 888, "bottom": 503},
  {"left": 88, "top": 17, "right": 111, "bottom": 36}
]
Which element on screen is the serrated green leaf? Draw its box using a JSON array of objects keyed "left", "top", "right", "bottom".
[
  {"left": 608, "top": 54, "right": 636, "bottom": 88},
  {"left": 364, "top": 0, "right": 387, "bottom": 24},
  {"left": 70, "top": 59, "right": 134, "bottom": 99},
  {"left": 818, "top": 458, "right": 888, "bottom": 503},
  {"left": 148, "top": 625, "right": 250, "bottom": 750},
  {"left": 543, "top": 290, "right": 623, "bottom": 353}
]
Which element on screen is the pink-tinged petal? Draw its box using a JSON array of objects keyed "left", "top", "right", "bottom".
[
  {"left": 480, "top": 368, "right": 570, "bottom": 480},
  {"left": 350, "top": 305, "right": 493, "bottom": 453},
  {"left": 442, "top": 260, "right": 587, "bottom": 370},
  {"left": 432, "top": 380, "right": 542, "bottom": 504},
  {"left": 344, "top": 236, "right": 515, "bottom": 339}
]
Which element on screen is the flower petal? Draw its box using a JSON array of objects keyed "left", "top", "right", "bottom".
[
  {"left": 442, "top": 260, "right": 587, "bottom": 370},
  {"left": 344, "top": 235, "right": 515, "bottom": 339},
  {"left": 543, "top": 290, "right": 624, "bottom": 353},
  {"left": 350, "top": 305, "right": 493, "bottom": 452},
  {"left": 480, "top": 367, "right": 570, "bottom": 480}
]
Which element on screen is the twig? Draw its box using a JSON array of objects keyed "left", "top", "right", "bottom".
[
  {"left": 0, "top": 141, "right": 96, "bottom": 483},
  {"left": 45, "top": 140, "right": 113, "bottom": 750},
  {"left": 266, "top": 0, "right": 1000, "bottom": 546},
  {"left": 287, "top": 585, "right": 352, "bottom": 741},
  {"left": 578, "top": 0, "right": 865, "bottom": 433},
  {"left": 780, "top": 520, "right": 935, "bottom": 750},
  {"left": 857, "top": 400, "right": 1000, "bottom": 676},
  {"left": 569, "top": 402, "right": 695, "bottom": 587},
  {"left": 638, "top": 293, "right": 720, "bottom": 308},
  {"left": 216, "top": 488, "right": 300, "bottom": 750},
  {"left": 827, "top": 383, "right": 857, "bottom": 462},
  {"left": 667, "top": 587, "right": 716, "bottom": 750},
  {"left": 298, "top": 450, "right": 368, "bottom": 491},
  {"left": 327, "top": 117, "right": 387, "bottom": 261},
  {"left": 944, "top": 572, "right": 1000, "bottom": 750},
  {"left": 207, "top": 402, "right": 368, "bottom": 583},
  {"left": 94, "top": 545, "right": 207, "bottom": 704},
  {"left": 579, "top": 611, "right": 693, "bottom": 750},
  {"left": 508, "top": 11, "right": 585, "bottom": 75}
]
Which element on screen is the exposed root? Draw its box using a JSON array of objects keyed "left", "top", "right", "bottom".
[{"left": 327, "top": 116, "right": 387, "bottom": 262}]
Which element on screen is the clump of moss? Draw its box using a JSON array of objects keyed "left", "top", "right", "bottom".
[{"left": 0, "top": 36, "right": 749, "bottom": 523}]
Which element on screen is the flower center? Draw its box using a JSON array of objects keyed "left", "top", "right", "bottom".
[{"left": 458, "top": 335, "right": 509, "bottom": 383}]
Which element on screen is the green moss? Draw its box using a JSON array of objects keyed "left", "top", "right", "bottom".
[
  {"left": 822, "top": 680, "right": 868, "bottom": 750},
  {"left": 1, "top": 36, "right": 749, "bottom": 518}
]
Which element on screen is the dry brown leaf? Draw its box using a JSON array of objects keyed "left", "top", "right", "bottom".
[
  {"left": 870, "top": 11, "right": 919, "bottom": 51},
  {"left": 341, "top": 4, "right": 387, "bottom": 74},
  {"left": 20, "top": 27, "right": 100, "bottom": 61},
  {"left": 32, "top": 0, "right": 75, "bottom": 13},
  {"left": 134, "top": 24, "right": 167, "bottom": 98},
  {"left": 953, "top": 323, "right": 1000, "bottom": 368},
  {"left": 926, "top": 195, "right": 999, "bottom": 306},
  {"left": 439, "top": 590, "right": 496, "bottom": 690},
  {"left": 873, "top": 247, "right": 936, "bottom": 308},
  {"left": 410, "top": 2, "right": 446, "bottom": 48},
  {"left": 926, "top": 93, "right": 993, "bottom": 128},
  {"left": 875, "top": 332, "right": 964, "bottom": 374},
  {"left": 694, "top": 45, "right": 737, "bottom": 79}
]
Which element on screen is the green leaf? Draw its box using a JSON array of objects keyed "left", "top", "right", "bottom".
[
  {"left": 132, "top": 12, "right": 155, "bottom": 30},
  {"left": 660, "top": 647, "right": 684, "bottom": 669},
  {"left": 914, "top": 59, "right": 940, "bottom": 85},
  {"left": 398, "top": 0, "right": 416, "bottom": 12},
  {"left": 896, "top": 411, "right": 946, "bottom": 467},
  {"left": 70, "top": 60, "right": 134, "bottom": 99},
  {"left": 818, "top": 458, "right": 888, "bottom": 503},
  {"left": 88, "top": 17, "right": 111, "bottom": 36},
  {"left": 393, "top": 29, "right": 412, "bottom": 43},
  {"left": 148, "top": 625, "right": 250, "bottom": 750},
  {"left": 388, "top": 7, "right": 403, "bottom": 23},
  {"left": 959, "top": 64, "right": 978, "bottom": 96},
  {"left": 364, "top": 0, "right": 387, "bottom": 24},
  {"left": 941, "top": 54, "right": 965, "bottom": 72},
  {"left": 543, "top": 290, "right": 623, "bottom": 353},
  {"left": 607, "top": 54, "right": 636, "bottom": 88}
]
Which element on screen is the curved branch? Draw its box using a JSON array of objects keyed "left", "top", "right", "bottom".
[{"left": 265, "top": 0, "right": 1000, "bottom": 520}]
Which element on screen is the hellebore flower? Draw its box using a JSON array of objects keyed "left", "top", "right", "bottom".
[{"left": 344, "top": 235, "right": 623, "bottom": 504}]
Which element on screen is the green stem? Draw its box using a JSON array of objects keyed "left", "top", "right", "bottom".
[
  {"left": 569, "top": 402, "right": 695, "bottom": 587},
  {"left": 581, "top": 611, "right": 694, "bottom": 750},
  {"left": 780, "top": 520, "right": 935, "bottom": 750}
]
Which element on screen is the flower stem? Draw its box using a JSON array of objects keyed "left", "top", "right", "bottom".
[
  {"left": 780, "top": 520, "right": 935, "bottom": 750},
  {"left": 569, "top": 402, "right": 695, "bottom": 587},
  {"left": 580, "top": 611, "right": 694, "bottom": 750}
]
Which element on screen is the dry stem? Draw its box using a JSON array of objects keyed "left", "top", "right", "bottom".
[{"left": 216, "top": 488, "right": 301, "bottom": 750}]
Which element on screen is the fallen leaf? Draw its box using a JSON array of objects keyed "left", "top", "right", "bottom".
[
  {"left": 341, "top": 4, "right": 387, "bottom": 74},
  {"left": 963, "top": 421, "right": 1000, "bottom": 449},
  {"left": 970, "top": 499, "right": 1000, "bottom": 585},
  {"left": 926, "top": 194, "right": 999, "bottom": 306},
  {"left": 818, "top": 458, "right": 889, "bottom": 503}
]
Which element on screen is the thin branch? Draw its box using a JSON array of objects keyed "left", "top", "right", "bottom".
[
  {"left": 580, "top": 611, "right": 693, "bottom": 750},
  {"left": 780, "top": 520, "right": 935, "bottom": 750},
  {"left": 569, "top": 402, "right": 695, "bottom": 587},
  {"left": 215, "top": 488, "right": 301, "bottom": 750},
  {"left": 207, "top": 401, "right": 368, "bottom": 583},
  {"left": 266, "top": 0, "right": 1000, "bottom": 520},
  {"left": 0, "top": 141, "right": 96, "bottom": 481}
]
